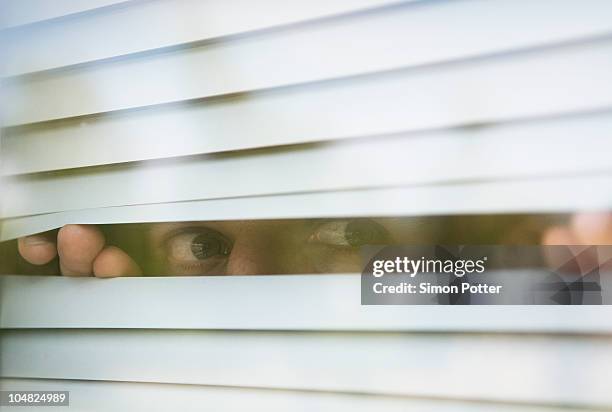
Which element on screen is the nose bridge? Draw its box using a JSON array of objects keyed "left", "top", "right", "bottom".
[{"left": 226, "top": 225, "right": 278, "bottom": 275}]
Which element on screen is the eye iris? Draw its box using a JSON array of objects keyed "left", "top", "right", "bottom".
[
  {"left": 191, "top": 233, "right": 230, "bottom": 259},
  {"left": 345, "top": 220, "right": 388, "bottom": 246}
]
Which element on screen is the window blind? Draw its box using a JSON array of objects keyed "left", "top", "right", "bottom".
[
  {"left": 0, "top": 0, "right": 408, "bottom": 76},
  {"left": 2, "top": 329, "right": 611, "bottom": 406},
  {"left": 3, "top": 274, "right": 612, "bottom": 332},
  {"left": 0, "top": 0, "right": 129, "bottom": 29},
  {"left": 3, "top": 0, "right": 611, "bottom": 126},
  {"left": 2, "top": 274, "right": 612, "bottom": 411},
  {"left": 1, "top": 0, "right": 612, "bottom": 238},
  {"left": 2, "top": 1, "right": 612, "bottom": 410},
  {"left": 3, "top": 378, "right": 567, "bottom": 412},
  {"left": 1, "top": 175, "right": 612, "bottom": 241}
]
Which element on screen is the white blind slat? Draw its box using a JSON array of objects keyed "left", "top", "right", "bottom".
[
  {"left": 2, "top": 328, "right": 611, "bottom": 407},
  {"left": 0, "top": 0, "right": 407, "bottom": 76},
  {"left": 0, "top": 378, "right": 578, "bottom": 412},
  {"left": 3, "top": 111, "right": 612, "bottom": 219},
  {"left": 3, "top": 274, "right": 612, "bottom": 332},
  {"left": 0, "top": 0, "right": 128, "bottom": 29},
  {"left": 2, "top": 175, "right": 612, "bottom": 241},
  {"left": 3, "top": 38, "right": 612, "bottom": 175},
  {"left": 4, "top": 0, "right": 612, "bottom": 126}
]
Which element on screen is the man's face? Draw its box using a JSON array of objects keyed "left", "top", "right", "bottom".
[{"left": 146, "top": 218, "right": 435, "bottom": 275}]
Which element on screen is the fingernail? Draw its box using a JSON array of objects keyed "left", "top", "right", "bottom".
[{"left": 24, "top": 235, "right": 52, "bottom": 245}]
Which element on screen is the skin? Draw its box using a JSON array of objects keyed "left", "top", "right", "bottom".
[
  {"left": 14, "top": 213, "right": 612, "bottom": 277},
  {"left": 14, "top": 217, "right": 434, "bottom": 276},
  {"left": 18, "top": 225, "right": 141, "bottom": 277}
]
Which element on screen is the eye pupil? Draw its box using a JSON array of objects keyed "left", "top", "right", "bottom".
[{"left": 191, "top": 233, "right": 231, "bottom": 259}]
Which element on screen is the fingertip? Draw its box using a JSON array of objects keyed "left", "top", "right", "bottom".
[
  {"left": 541, "top": 225, "right": 577, "bottom": 246},
  {"left": 93, "top": 246, "right": 142, "bottom": 278},
  {"left": 570, "top": 212, "right": 612, "bottom": 245},
  {"left": 58, "top": 224, "right": 105, "bottom": 249},
  {"left": 58, "top": 224, "right": 106, "bottom": 276},
  {"left": 17, "top": 234, "right": 57, "bottom": 265}
]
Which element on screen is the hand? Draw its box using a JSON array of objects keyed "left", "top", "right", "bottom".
[
  {"left": 18, "top": 224, "right": 141, "bottom": 277},
  {"left": 541, "top": 212, "right": 612, "bottom": 273},
  {"left": 542, "top": 212, "right": 612, "bottom": 245}
]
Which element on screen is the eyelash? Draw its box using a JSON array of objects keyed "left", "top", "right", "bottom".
[
  {"left": 162, "top": 227, "right": 232, "bottom": 247},
  {"left": 175, "top": 261, "right": 223, "bottom": 271}
]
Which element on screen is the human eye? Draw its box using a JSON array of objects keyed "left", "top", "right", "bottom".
[
  {"left": 308, "top": 219, "right": 391, "bottom": 248},
  {"left": 162, "top": 227, "right": 232, "bottom": 275}
]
